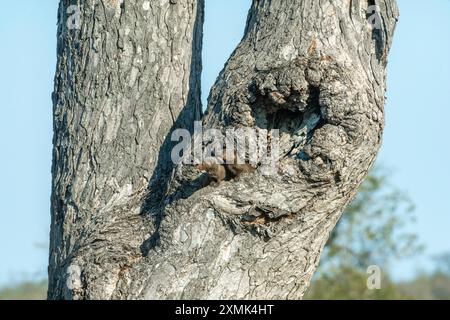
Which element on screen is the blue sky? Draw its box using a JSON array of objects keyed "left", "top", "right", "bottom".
[{"left": 0, "top": 0, "right": 449, "bottom": 286}]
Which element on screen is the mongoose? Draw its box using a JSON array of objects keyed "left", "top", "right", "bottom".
[
  {"left": 223, "top": 149, "right": 256, "bottom": 179},
  {"left": 196, "top": 153, "right": 256, "bottom": 185},
  {"left": 196, "top": 158, "right": 226, "bottom": 185},
  {"left": 225, "top": 162, "right": 255, "bottom": 178}
]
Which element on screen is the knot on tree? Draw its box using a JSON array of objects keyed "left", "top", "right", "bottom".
[{"left": 209, "top": 56, "right": 360, "bottom": 184}]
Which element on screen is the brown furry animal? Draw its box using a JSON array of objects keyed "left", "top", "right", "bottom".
[
  {"left": 196, "top": 159, "right": 227, "bottom": 186},
  {"left": 196, "top": 153, "right": 256, "bottom": 186},
  {"left": 223, "top": 150, "right": 256, "bottom": 179}
]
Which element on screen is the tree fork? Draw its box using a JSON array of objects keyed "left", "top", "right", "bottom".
[{"left": 48, "top": 0, "right": 398, "bottom": 300}]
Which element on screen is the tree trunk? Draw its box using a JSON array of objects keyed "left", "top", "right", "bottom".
[{"left": 48, "top": 0, "right": 398, "bottom": 300}]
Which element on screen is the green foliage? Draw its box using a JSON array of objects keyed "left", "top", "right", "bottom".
[
  {"left": 322, "top": 166, "right": 422, "bottom": 271},
  {"left": 305, "top": 166, "right": 423, "bottom": 299},
  {"left": 0, "top": 280, "right": 47, "bottom": 300},
  {"left": 397, "top": 253, "right": 450, "bottom": 299},
  {"left": 396, "top": 272, "right": 450, "bottom": 300},
  {"left": 305, "top": 266, "right": 411, "bottom": 300}
]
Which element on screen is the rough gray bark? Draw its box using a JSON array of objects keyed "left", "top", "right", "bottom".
[{"left": 49, "top": 0, "right": 398, "bottom": 300}]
